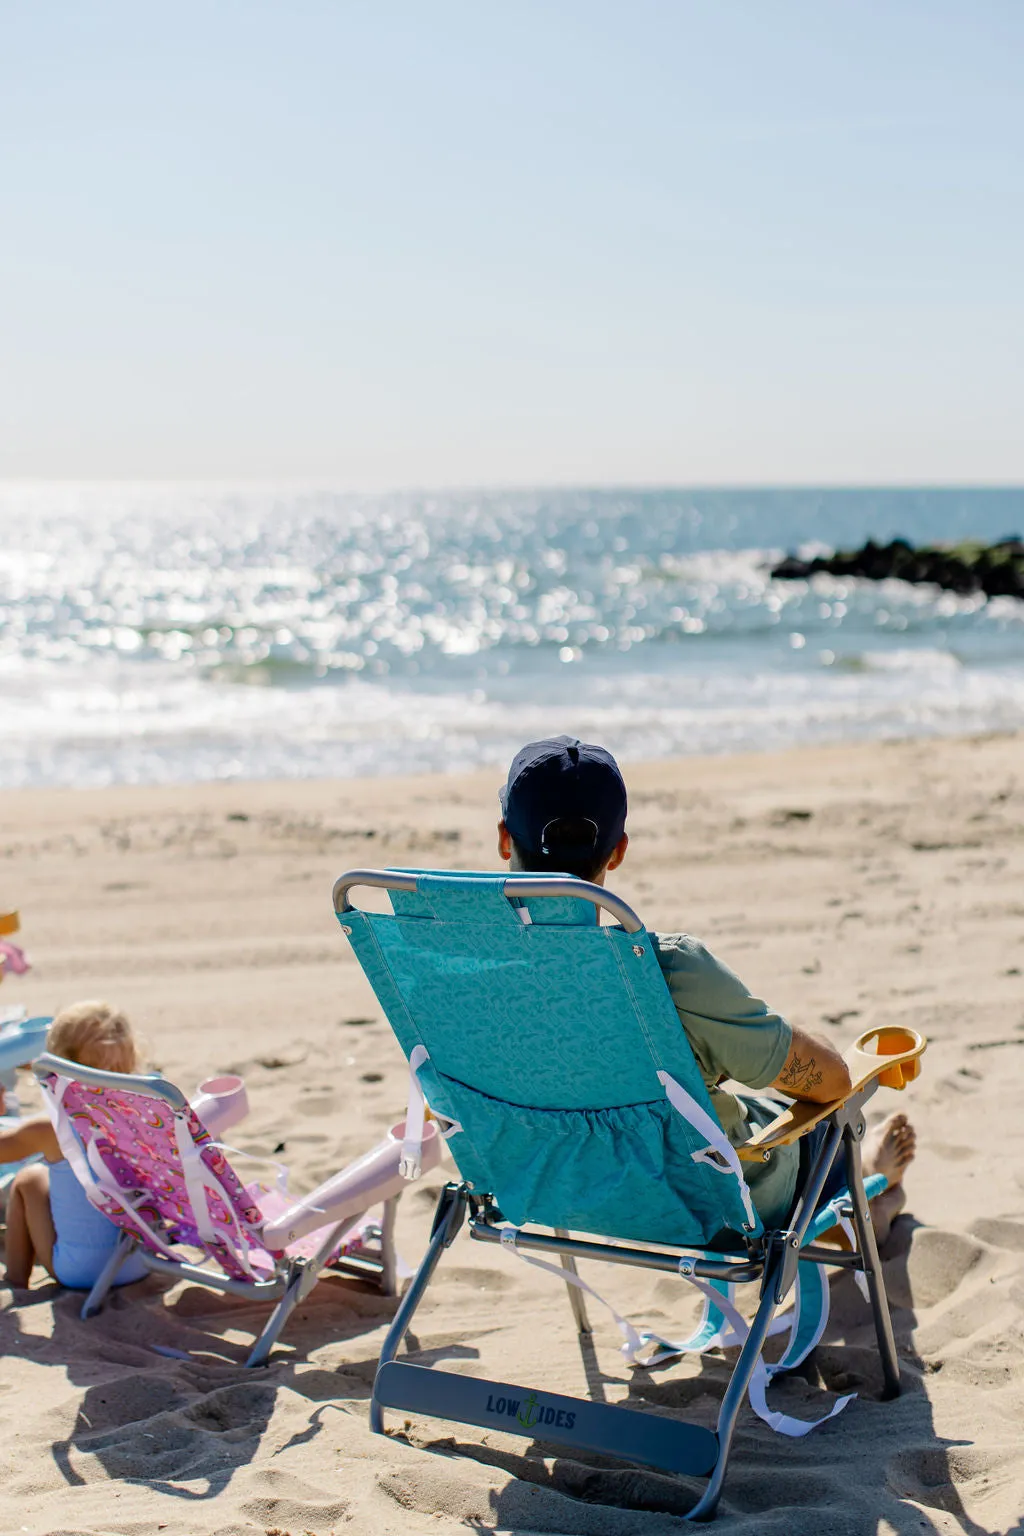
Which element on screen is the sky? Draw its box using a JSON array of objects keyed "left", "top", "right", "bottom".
[{"left": 1, "top": 1, "right": 1021, "bottom": 487}]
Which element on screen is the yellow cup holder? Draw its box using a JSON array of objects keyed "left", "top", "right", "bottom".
[{"left": 850, "top": 1025, "right": 925, "bottom": 1090}]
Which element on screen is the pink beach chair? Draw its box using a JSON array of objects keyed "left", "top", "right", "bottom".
[{"left": 32, "top": 1052, "right": 443, "bottom": 1366}]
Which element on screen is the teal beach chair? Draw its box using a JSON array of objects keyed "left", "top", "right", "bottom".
[{"left": 334, "top": 868, "right": 925, "bottom": 1520}]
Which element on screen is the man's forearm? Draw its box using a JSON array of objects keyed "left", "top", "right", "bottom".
[{"left": 770, "top": 1027, "right": 852, "bottom": 1103}]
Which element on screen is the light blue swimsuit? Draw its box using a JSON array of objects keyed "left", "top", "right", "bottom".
[{"left": 49, "top": 1160, "right": 150, "bottom": 1290}]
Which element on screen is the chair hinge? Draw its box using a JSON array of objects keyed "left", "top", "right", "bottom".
[{"left": 762, "top": 1229, "right": 802, "bottom": 1303}]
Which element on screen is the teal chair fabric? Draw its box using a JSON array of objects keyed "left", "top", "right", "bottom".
[{"left": 342, "top": 870, "right": 759, "bottom": 1248}]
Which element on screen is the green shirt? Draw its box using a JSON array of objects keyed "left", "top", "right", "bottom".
[{"left": 653, "top": 932, "right": 798, "bottom": 1229}]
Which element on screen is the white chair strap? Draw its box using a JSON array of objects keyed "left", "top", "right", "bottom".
[
  {"left": 625, "top": 1258, "right": 849, "bottom": 1434},
  {"left": 499, "top": 1216, "right": 854, "bottom": 1439},
  {"left": 838, "top": 1212, "right": 871, "bottom": 1301},
  {"left": 40, "top": 1075, "right": 264, "bottom": 1277},
  {"left": 499, "top": 1225, "right": 648, "bottom": 1360},
  {"left": 209, "top": 1140, "right": 290, "bottom": 1199},
  {"left": 400, "top": 1045, "right": 462, "bottom": 1180},
  {"left": 401, "top": 1046, "right": 429, "bottom": 1179},
  {"left": 656, "top": 1069, "right": 758, "bottom": 1232},
  {"left": 683, "top": 1270, "right": 854, "bottom": 1437},
  {"left": 40, "top": 1078, "right": 177, "bottom": 1259},
  {"left": 172, "top": 1112, "right": 259, "bottom": 1278}
]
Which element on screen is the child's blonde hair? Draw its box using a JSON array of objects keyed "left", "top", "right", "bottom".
[{"left": 47, "top": 1001, "right": 138, "bottom": 1075}]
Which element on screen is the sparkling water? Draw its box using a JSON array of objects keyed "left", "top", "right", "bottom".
[{"left": 1, "top": 484, "right": 1021, "bottom": 787}]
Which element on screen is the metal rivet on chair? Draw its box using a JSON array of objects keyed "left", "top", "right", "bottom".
[
  {"left": 340, "top": 924, "right": 352, "bottom": 935},
  {"left": 632, "top": 944, "right": 645, "bottom": 958}
]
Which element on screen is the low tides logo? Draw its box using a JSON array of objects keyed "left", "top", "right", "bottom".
[{"left": 484, "top": 1388, "right": 576, "bottom": 1432}]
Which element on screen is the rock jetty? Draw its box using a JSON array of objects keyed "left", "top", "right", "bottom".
[{"left": 771, "top": 537, "right": 1024, "bottom": 599}]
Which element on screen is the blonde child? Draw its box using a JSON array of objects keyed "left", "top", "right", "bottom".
[{"left": 0, "top": 1001, "right": 149, "bottom": 1290}]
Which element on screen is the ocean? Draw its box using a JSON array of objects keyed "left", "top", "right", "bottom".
[{"left": 1, "top": 484, "right": 1022, "bottom": 789}]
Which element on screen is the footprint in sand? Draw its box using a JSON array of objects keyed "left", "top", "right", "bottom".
[
  {"left": 440, "top": 1264, "right": 516, "bottom": 1293},
  {"left": 240, "top": 1467, "right": 349, "bottom": 1529},
  {"left": 932, "top": 1143, "right": 974, "bottom": 1161},
  {"left": 885, "top": 1227, "right": 985, "bottom": 1311},
  {"left": 969, "top": 1217, "right": 1024, "bottom": 1251},
  {"left": 888, "top": 1443, "right": 1016, "bottom": 1521}
]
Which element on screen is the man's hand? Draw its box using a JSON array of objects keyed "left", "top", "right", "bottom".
[{"left": 769, "top": 1025, "right": 852, "bottom": 1104}]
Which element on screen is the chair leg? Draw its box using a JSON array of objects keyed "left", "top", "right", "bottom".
[
  {"left": 370, "top": 1182, "right": 468, "bottom": 1434},
  {"left": 379, "top": 1194, "right": 399, "bottom": 1297},
  {"left": 248, "top": 1208, "right": 364, "bottom": 1367},
  {"left": 247, "top": 1262, "right": 305, "bottom": 1368},
  {"left": 249, "top": 1195, "right": 406, "bottom": 1367},
  {"left": 843, "top": 1126, "right": 900, "bottom": 1399},
  {"left": 81, "top": 1233, "right": 137, "bottom": 1320},
  {"left": 686, "top": 1248, "right": 784, "bottom": 1522},
  {"left": 554, "top": 1227, "right": 592, "bottom": 1336}
]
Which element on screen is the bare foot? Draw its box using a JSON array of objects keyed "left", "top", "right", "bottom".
[
  {"left": 863, "top": 1112, "right": 916, "bottom": 1189},
  {"left": 862, "top": 1112, "right": 915, "bottom": 1246}
]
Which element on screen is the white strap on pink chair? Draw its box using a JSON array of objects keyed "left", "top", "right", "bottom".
[{"left": 41, "top": 1077, "right": 177, "bottom": 1260}]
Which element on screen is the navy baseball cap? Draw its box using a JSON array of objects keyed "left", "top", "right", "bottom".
[{"left": 499, "top": 735, "right": 627, "bottom": 867}]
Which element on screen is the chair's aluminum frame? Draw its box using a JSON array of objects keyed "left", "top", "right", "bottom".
[
  {"left": 337, "top": 870, "right": 902, "bottom": 1522},
  {"left": 31, "top": 1054, "right": 400, "bottom": 1367},
  {"left": 333, "top": 868, "right": 645, "bottom": 934}
]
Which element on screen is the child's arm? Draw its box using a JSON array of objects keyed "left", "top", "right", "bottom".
[{"left": 0, "top": 1116, "right": 59, "bottom": 1162}]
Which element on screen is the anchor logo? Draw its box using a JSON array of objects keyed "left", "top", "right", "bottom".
[{"left": 517, "top": 1390, "right": 540, "bottom": 1429}]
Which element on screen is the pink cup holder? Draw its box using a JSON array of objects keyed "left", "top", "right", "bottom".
[
  {"left": 388, "top": 1117, "right": 440, "bottom": 1144},
  {"left": 388, "top": 1117, "right": 444, "bottom": 1175},
  {"left": 196, "top": 1074, "right": 246, "bottom": 1098},
  {"left": 191, "top": 1074, "right": 250, "bottom": 1135}
]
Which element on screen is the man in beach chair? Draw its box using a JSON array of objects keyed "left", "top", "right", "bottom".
[
  {"left": 495, "top": 737, "right": 918, "bottom": 1247},
  {"left": 331, "top": 737, "right": 926, "bottom": 1520}
]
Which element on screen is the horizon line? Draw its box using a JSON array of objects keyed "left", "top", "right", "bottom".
[{"left": 1, "top": 477, "right": 1022, "bottom": 495}]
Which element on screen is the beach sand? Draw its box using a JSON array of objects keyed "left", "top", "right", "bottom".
[{"left": 1, "top": 731, "right": 1022, "bottom": 1535}]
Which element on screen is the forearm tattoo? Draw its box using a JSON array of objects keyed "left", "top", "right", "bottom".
[{"left": 779, "top": 1052, "right": 824, "bottom": 1094}]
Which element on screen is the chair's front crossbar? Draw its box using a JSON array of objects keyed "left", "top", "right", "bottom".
[
  {"left": 797, "top": 1243, "right": 866, "bottom": 1268},
  {"left": 133, "top": 1246, "right": 389, "bottom": 1297},
  {"left": 139, "top": 1252, "right": 288, "bottom": 1299},
  {"left": 468, "top": 1216, "right": 764, "bottom": 1283},
  {"left": 326, "top": 1253, "right": 393, "bottom": 1284},
  {"left": 375, "top": 1360, "right": 719, "bottom": 1477}
]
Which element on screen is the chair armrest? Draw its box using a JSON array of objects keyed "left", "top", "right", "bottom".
[{"left": 735, "top": 1025, "right": 926, "bottom": 1162}]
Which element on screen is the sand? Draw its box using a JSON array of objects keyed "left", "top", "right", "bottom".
[{"left": 1, "top": 730, "right": 1022, "bottom": 1536}]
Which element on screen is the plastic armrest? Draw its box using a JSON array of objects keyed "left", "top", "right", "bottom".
[{"left": 735, "top": 1025, "right": 926, "bottom": 1162}]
